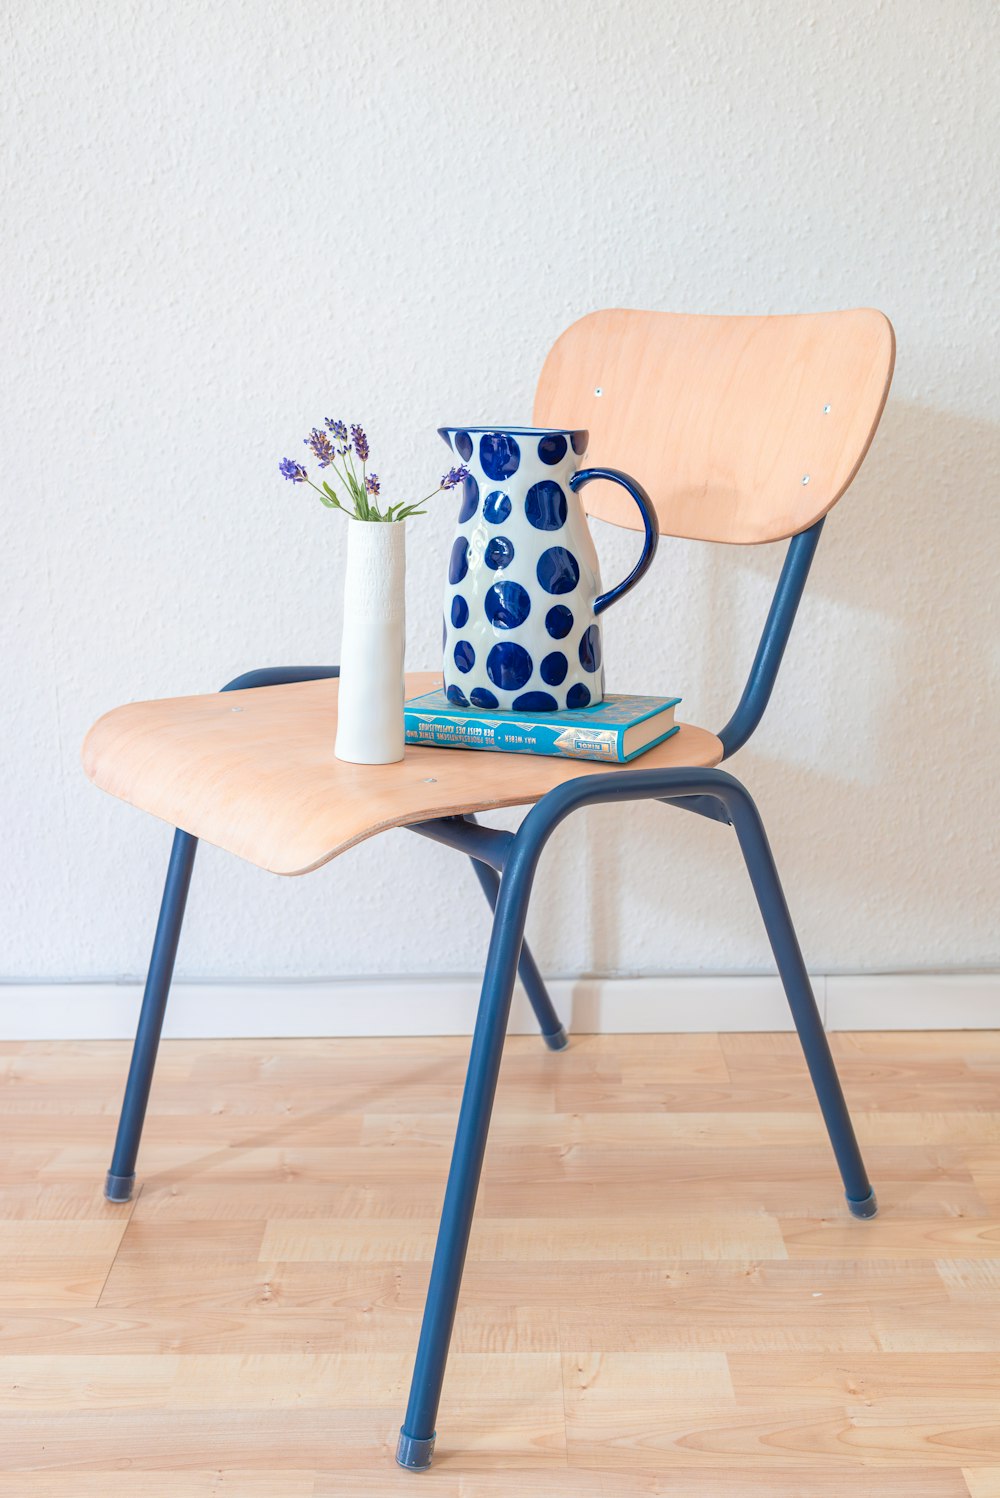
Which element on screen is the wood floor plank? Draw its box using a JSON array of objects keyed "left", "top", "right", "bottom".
[
  {"left": 336, "top": 1474, "right": 973, "bottom": 1496},
  {"left": 0, "top": 1214, "right": 132, "bottom": 1307},
  {"left": 782, "top": 1217, "right": 1000, "bottom": 1260},
  {"left": 828, "top": 1032, "right": 1000, "bottom": 1057},
  {"left": 0, "top": 1406, "right": 567, "bottom": 1471},
  {"left": 964, "top": 1470, "right": 1000, "bottom": 1498},
  {"left": 728, "top": 1351, "right": 1000, "bottom": 1409},
  {"left": 564, "top": 1405, "right": 1000, "bottom": 1468},
  {"left": 0, "top": 1471, "right": 973, "bottom": 1497},
  {"left": 0, "top": 1305, "right": 561, "bottom": 1356},
  {"left": 0, "top": 1350, "right": 562, "bottom": 1411},
  {"left": 476, "top": 1148, "right": 986, "bottom": 1219},
  {"left": 872, "top": 1306, "right": 1000, "bottom": 1352},
  {"left": 0, "top": 1221, "right": 126, "bottom": 1256},
  {"left": 259, "top": 1214, "right": 789, "bottom": 1263},
  {"left": 1, "top": 1031, "right": 997, "bottom": 1486},
  {"left": 361, "top": 1109, "right": 838, "bottom": 1149},
  {"left": 0, "top": 1479, "right": 316, "bottom": 1497}
]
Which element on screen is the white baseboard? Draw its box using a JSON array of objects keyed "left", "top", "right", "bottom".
[
  {"left": 0, "top": 972, "right": 996, "bottom": 1041},
  {"left": 825, "top": 972, "right": 999, "bottom": 1030}
]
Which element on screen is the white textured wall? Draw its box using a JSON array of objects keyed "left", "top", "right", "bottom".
[{"left": 3, "top": 0, "right": 997, "bottom": 984}]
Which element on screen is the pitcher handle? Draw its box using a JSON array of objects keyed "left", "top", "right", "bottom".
[{"left": 569, "top": 467, "right": 659, "bottom": 616}]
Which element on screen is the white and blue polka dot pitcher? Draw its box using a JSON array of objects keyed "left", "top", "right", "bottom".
[{"left": 439, "top": 426, "right": 658, "bottom": 712}]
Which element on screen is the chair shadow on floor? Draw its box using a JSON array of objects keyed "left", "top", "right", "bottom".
[{"left": 138, "top": 1052, "right": 464, "bottom": 1193}]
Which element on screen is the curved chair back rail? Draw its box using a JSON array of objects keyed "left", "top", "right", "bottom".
[{"left": 534, "top": 307, "right": 895, "bottom": 544}]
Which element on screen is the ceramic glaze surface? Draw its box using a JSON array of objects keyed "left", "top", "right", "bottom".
[
  {"left": 439, "top": 426, "right": 606, "bottom": 712},
  {"left": 335, "top": 519, "right": 406, "bottom": 764}
]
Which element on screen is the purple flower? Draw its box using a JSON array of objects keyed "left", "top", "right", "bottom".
[
  {"left": 280, "top": 457, "right": 308, "bottom": 483},
  {"left": 365, "top": 472, "right": 380, "bottom": 496},
  {"left": 325, "top": 418, "right": 349, "bottom": 443},
  {"left": 304, "top": 427, "right": 337, "bottom": 467},
  {"left": 351, "top": 423, "right": 370, "bottom": 462},
  {"left": 440, "top": 465, "right": 469, "bottom": 490}
]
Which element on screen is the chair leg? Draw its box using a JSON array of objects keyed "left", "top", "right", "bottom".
[
  {"left": 396, "top": 844, "right": 535, "bottom": 1469},
  {"left": 728, "top": 789, "right": 877, "bottom": 1218},
  {"left": 469, "top": 857, "right": 567, "bottom": 1050},
  {"left": 104, "top": 828, "right": 198, "bottom": 1203}
]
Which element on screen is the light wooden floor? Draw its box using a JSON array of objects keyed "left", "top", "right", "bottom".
[{"left": 2, "top": 1030, "right": 1000, "bottom": 1496}]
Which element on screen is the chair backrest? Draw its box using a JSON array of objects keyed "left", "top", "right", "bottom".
[{"left": 533, "top": 308, "right": 895, "bottom": 545}]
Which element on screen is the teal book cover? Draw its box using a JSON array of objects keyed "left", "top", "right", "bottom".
[{"left": 404, "top": 689, "right": 681, "bottom": 764}]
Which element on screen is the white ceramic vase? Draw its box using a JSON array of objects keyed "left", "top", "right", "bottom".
[{"left": 334, "top": 519, "right": 406, "bottom": 764}]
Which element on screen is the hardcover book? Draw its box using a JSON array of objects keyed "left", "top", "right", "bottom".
[{"left": 404, "top": 689, "right": 681, "bottom": 764}]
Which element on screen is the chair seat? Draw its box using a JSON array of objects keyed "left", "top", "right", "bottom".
[{"left": 82, "top": 671, "right": 723, "bottom": 876}]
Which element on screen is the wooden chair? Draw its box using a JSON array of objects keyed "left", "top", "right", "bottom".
[{"left": 83, "top": 305, "right": 895, "bottom": 1470}]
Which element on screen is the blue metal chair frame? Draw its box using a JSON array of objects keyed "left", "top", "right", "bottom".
[{"left": 103, "top": 513, "right": 877, "bottom": 1471}]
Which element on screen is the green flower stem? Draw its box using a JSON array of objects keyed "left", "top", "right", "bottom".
[
  {"left": 307, "top": 479, "right": 340, "bottom": 509},
  {"left": 328, "top": 452, "right": 369, "bottom": 520},
  {"left": 304, "top": 473, "right": 455, "bottom": 523}
]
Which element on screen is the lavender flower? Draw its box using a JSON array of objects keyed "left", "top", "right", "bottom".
[
  {"left": 280, "top": 414, "right": 454, "bottom": 521},
  {"left": 440, "top": 465, "right": 469, "bottom": 490},
  {"left": 324, "top": 417, "right": 350, "bottom": 454},
  {"left": 304, "top": 427, "right": 337, "bottom": 468}
]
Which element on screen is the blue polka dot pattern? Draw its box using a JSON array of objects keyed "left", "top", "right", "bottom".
[
  {"left": 536, "top": 546, "right": 579, "bottom": 594},
  {"left": 487, "top": 641, "right": 533, "bottom": 691},
  {"left": 448, "top": 536, "right": 469, "bottom": 584},
  {"left": 537, "top": 433, "right": 567, "bottom": 465},
  {"left": 438, "top": 426, "right": 615, "bottom": 713},
  {"left": 513, "top": 690, "right": 559, "bottom": 712},
  {"left": 545, "top": 604, "right": 574, "bottom": 638},
  {"left": 453, "top": 640, "right": 475, "bottom": 673},
  {"left": 484, "top": 579, "right": 531, "bottom": 629},
  {"left": 579, "top": 624, "right": 602, "bottom": 672},
  {"left": 525, "top": 480, "right": 567, "bottom": 531},
  {"left": 540, "top": 651, "right": 568, "bottom": 685},
  {"left": 457, "top": 473, "right": 479, "bottom": 523},
  {"left": 484, "top": 535, "right": 515, "bottom": 570},
  {"left": 480, "top": 432, "right": 520, "bottom": 481},
  {"left": 483, "top": 489, "right": 511, "bottom": 524}
]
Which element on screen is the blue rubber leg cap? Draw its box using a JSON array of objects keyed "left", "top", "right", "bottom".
[
  {"left": 104, "top": 1170, "right": 136, "bottom": 1203},
  {"left": 543, "top": 1025, "right": 569, "bottom": 1052},
  {"left": 847, "top": 1189, "right": 878, "bottom": 1219},
  {"left": 396, "top": 1428, "right": 435, "bottom": 1470}
]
